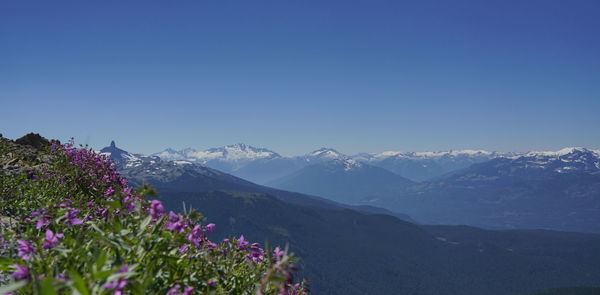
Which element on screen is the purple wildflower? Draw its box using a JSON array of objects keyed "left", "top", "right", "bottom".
[
  {"left": 125, "top": 201, "right": 136, "bottom": 213},
  {"left": 205, "top": 223, "right": 215, "bottom": 233},
  {"left": 165, "top": 211, "right": 186, "bottom": 232},
  {"left": 166, "top": 285, "right": 195, "bottom": 295},
  {"left": 36, "top": 216, "right": 50, "bottom": 229},
  {"left": 149, "top": 200, "right": 165, "bottom": 219},
  {"left": 59, "top": 198, "right": 73, "bottom": 208},
  {"left": 167, "top": 285, "right": 181, "bottom": 295},
  {"left": 105, "top": 186, "right": 115, "bottom": 197},
  {"left": 187, "top": 225, "right": 203, "bottom": 247},
  {"left": 65, "top": 208, "right": 83, "bottom": 225},
  {"left": 95, "top": 206, "right": 109, "bottom": 217},
  {"left": 237, "top": 235, "right": 249, "bottom": 249},
  {"left": 246, "top": 251, "right": 265, "bottom": 263},
  {"left": 42, "top": 229, "right": 64, "bottom": 249},
  {"left": 273, "top": 247, "right": 285, "bottom": 260},
  {"left": 208, "top": 280, "right": 217, "bottom": 287},
  {"left": 121, "top": 187, "right": 132, "bottom": 196},
  {"left": 16, "top": 240, "right": 35, "bottom": 260},
  {"left": 57, "top": 272, "right": 68, "bottom": 281},
  {"left": 104, "top": 278, "right": 128, "bottom": 295},
  {"left": 104, "top": 265, "right": 128, "bottom": 295},
  {"left": 12, "top": 264, "right": 30, "bottom": 281},
  {"left": 179, "top": 244, "right": 190, "bottom": 254}
]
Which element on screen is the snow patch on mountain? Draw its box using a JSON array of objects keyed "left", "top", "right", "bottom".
[
  {"left": 342, "top": 159, "right": 364, "bottom": 171},
  {"left": 367, "top": 150, "right": 499, "bottom": 160},
  {"left": 301, "top": 148, "right": 367, "bottom": 171},
  {"left": 305, "top": 148, "right": 346, "bottom": 161},
  {"left": 323, "top": 158, "right": 364, "bottom": 171},
  {"left": 153, "top": 144, "right": 281, "bottom": 163},
  {"left": 522, "top": 147, "right": 592, "bottom": 158},
  {"left": 500, "top": 147, "right": 600, "bottom": 174},
  {"left": 153, "top": 148, "right": 187, "bottom": 161}
]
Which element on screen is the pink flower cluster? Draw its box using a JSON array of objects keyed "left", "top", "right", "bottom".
[
  {"left": 51, "top": 142, "right": 126, "bottom": 195},
  {"left": 7, "top": 143, "right": 306, "bottom": 294}
]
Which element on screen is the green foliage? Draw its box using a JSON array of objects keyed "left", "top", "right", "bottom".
[{"left": 0, "top": 140, "right": 307, "bottom": 294}]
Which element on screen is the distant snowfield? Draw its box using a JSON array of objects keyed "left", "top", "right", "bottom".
[
  {"left": 521, "top": 147, "right": 600, "bottom": 158},
  {"left": 148, "top": 144, "right": 600, "bottom": 164},
  {"left": 153, "top": 143, "right": 280, "bottom": 163}
]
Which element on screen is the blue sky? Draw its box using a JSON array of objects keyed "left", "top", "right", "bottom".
[{"left": 1, "top": 0, "right": 599, "bottom": 155}]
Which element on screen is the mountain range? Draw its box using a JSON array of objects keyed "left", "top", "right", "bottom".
[
  {"left": 356, "top": 149, "right": 512, "bottom": 181},
  {"left": 266, "top": 157, "right": 414, "bottom": 204},
  {"left": 100, "top": 142, "right": 413, "bottom": 222},
  {"left": 152, "top": 145, "right": 511, "bottom": 183},
  {"left": 99, "top": 141, "right": 600, "bottom": 295},
  {"left": 378, "top": 147, "right": 600, "bottom": 233},
  {"left": 149, "top": 144, "right": 600, "bottom": 233}
]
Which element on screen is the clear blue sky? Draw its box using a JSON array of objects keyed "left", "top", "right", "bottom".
[{"left": 1, "top": 0, "right": 599, "bottom": 155}]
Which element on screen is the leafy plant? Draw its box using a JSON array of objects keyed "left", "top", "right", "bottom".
[{"left": 0, "top": 141, "right": 307, "bottom": 294}]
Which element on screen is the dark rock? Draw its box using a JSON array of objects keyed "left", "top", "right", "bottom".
[{"left": 14, "top": 133, "right": 50, "bottom": 150}]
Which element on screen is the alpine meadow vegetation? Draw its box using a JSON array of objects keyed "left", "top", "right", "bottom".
[{"left": 0, "top": 136, "right": 308, "bottom": 295}]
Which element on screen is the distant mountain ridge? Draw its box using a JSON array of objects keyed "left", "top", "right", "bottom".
[
  {"left": 151, "top": 144, "right": 517, "bottom": 182},
  {"left": 155, "top": 143, "right": 281, "bottom": 162},
  {"left": 356, "top": 149, "right": 516, "bottom": 181},
  {"left": 90, "top": 140, "right": 600, "bottom": 295},
  {"left": 100, "top": 141, "right": 413, "bottom": 222},
  {"left": 378, "top": 147, "right": 600, "bottom": 233},
  {"left": 145, "top": 142, "right": 600, "bottom": 233},
  {"left": 99, "top": 140, "right": 146, "bottom": 168},
  {"left": 267, "top": 158, "right": 415, "bottom": 204},
  {"left": 152, "top": 144, "right": 600, "bottom": 183},
  {"left": 151, "top": 145, "right": 364, "bottom": 184}
]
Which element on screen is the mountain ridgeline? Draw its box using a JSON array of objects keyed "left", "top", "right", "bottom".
[
  {"left": 99, "top": 141, "right": 600, "bottom": 295},
  {"left": 377, "top": 148, "right": 600, "bottom": 233},
  {"left": 266, "top": 158, "right": 414, "bottom": 204},
  {"left": 151, "top": 143, "right": 600, "bottom": 233},
  {"left": 152, "top": 145, "right": 503, "bottom": 183}
]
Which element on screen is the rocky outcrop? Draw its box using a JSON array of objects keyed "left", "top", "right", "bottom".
[{"left": 0, "top": 135, "right": 54, "bottom": 177}]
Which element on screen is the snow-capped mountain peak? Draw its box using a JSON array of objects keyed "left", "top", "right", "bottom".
[
  {"left": 522, "top": 147, "right": 596, "bottom": 158},
  {"left": 368, "top": 149, "right": 498, "bottom": 160},
  {"left": 100, "top": 141, "right": 129, "bottom": 159},
  {"left": 306, "top": 148, "right": 346, "bottom": 160},
  {"left": 203, "top": 144, "right": 280, "bottom": 161},
  {"left": 99, "top": 141, "right": 143, "bottom": 168},
  {"left": 504, "top": 147, "right": 600, "bottom": 174},
  {"left": 153, "top": 144, "right": 280, "bottom": 163},
  {"left": 339, "top": 158, "right": 364, "bottom": 171},
  {"left": 153, "top": 148, "right": 193, "bottom": 161},
  {"left": 301, "top": 148, "right": 368, "bottom": 171}
]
